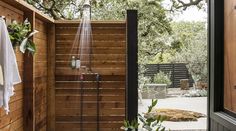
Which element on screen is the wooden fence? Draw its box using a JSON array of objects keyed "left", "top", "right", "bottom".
[
  {"left": 0, "top": 1, "right": 54, "bottom": 131},
  {"left": 54, "top": 21, "right": 127, "bottom": 131},
  {"left": 144, "top": 63, "right": 194, "bottom": 88},
  {"left": 0, "top": 1, "right": 138, "bottom": 131}
]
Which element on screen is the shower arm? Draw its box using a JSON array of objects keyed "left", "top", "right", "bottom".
[{"left": 83, "top": 0, "right": 92, "bottom": 19}]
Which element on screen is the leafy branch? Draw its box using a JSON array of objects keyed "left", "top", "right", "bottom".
[
  {"left": 8, "top": 19, "right": 38, "bottom": 55},
  {"left": 170, "top": 0, "right": 207, "bottom": 11},
  {"left": 121, "top": 99, "right": 167, "bottom": 131}
]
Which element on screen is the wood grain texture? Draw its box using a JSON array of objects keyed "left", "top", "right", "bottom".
[
  {"left": 47, "top": 23, "right": 56, "bottom": 131},
  {"left": 224, "top": 0, "right": 236, "bottom": 113},
  {"left": 34, "top": 18, "right": 48, "bottom": 131},
  {"left": 55, "top": 22, "right": 127, "bottom": 130},
  {"left": 23, "top": 11, "right": 36, "bottom": 131},
  {"left": 0, "top": 2, "right": 24, "bottom": 131}
]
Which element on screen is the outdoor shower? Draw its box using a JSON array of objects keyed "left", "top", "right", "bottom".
[
  {"left": 0, "top": 0, "right": 135, "bottom": 130},
  {"left": 53, "top": 0, "right": 129, "bottom": 130},
  {"left": 69, "top": 0, "right": 101, "bottom": 130},
  {"left": 70, "top": 0, "right": 92, "bottom": 72}
]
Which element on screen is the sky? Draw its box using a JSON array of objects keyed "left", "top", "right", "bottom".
[
  {"left": 171, "top": 7, "right": 207, "bottom": 22},
  {"left": 162, "top": 0, "right": 207, "bottom": 22}
]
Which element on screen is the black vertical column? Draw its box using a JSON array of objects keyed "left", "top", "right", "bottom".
[{"left": 127, "top": 10, "right": 138, "bottom": 122}]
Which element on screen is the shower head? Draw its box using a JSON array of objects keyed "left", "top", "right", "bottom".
[{"left": 83, "top": 0, "right": 91, "bottom": 8}]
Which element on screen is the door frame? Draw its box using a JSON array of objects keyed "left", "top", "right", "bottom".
[{"left": 209, "top": 0, "right": 236, "bottom": 130}]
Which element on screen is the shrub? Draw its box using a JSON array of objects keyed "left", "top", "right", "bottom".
[{"left": 153, "top": 71, "right": 171, "bottom": 85}]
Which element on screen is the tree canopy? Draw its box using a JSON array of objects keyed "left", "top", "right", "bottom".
[
  {"left": 25, "top": 0, "right": 207, "bottom": 19},
  {"left": 150, "top": 21, "right": 207, "bottom": 82},
  {"left": 170, "top": 0, "right": 207, "bottom": 11},
  {"left": 25, "top": 0, "right": 207, "bottom": 81}
]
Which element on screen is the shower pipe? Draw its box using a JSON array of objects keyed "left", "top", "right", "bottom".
[
  {"left": 80, "top": 74, "right": 84, "bottom": 131},
  {"left": 96, "top": 74, "right": 100, "bottom": 131},
  {"left": 79, "top": 73, "right": 100, "bottom": 131}
]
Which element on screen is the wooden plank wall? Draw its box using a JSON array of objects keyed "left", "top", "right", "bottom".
[
  {"left": 0, "top": 1, "right": 50, "bottom": 131},
  {"left": 224, "top": 0, "right": 236, "bottom": 113},
  {"left": 34, "top": 18, "right": 48, "bottom": 131},
  {"left": 0, "top": 1, "right": 24, "bottom": 131},
  {"left": 55, "top": 22, "right": 126, "bottom": 131}
]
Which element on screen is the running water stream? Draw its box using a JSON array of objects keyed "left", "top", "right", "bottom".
[{"left": 70, "top": 0, "right": 92, "bottom": 72}]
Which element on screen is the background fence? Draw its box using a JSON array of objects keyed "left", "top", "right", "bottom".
[{"left": 144, "top": 63, "right": 194, "bottom": 88}]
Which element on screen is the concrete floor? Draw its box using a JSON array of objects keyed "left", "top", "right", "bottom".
[{"left": 138, "top": 97, "right": 207, "bottom": 131}]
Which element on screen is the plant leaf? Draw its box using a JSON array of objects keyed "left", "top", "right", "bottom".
[
  {"left": 19, "top": 38, "right": 28, "bottom": 53},
  {"left": 27, "top": 30, "right": 39, "bottom": 38}
]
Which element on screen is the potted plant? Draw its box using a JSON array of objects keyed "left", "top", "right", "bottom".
[
  {"left": 7, "top": 18, "right": 38, "bottom": 55},
  {"left": 153, "top": 71, "right": 171, "bottom": 86},
  {"left": 146, "top": 71, "right": 171, "bottom": 99}
]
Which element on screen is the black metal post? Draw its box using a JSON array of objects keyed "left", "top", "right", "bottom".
[{"left": 126, "top": 10, "right": 138, "bottom": 124}]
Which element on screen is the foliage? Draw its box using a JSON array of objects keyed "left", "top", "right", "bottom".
[
  {"left": 26, "top": 0, "right": 82, "bottom": 19},
  {"left": 121, "top": 119, "right": 139, "bottom": 131},
  {"left": 139, "top": 99, "right": 167, "bottom": 131},
  {"left": 184, "top": 89, "right": 207, "bottom": 97},
  {"left": 7, "top": 19, "right": 37, "bottom": 55},
  {"left": 138, "top": 64, "right": 151, "bottom": 90},
  {"left": 25, "top": 0, "right": 207, "bottom": 19},
  {"left": 169, "top": 0, "right": 207, "bottom": 11},
  {"left": 139, "top": 74, "right": 151, "bottom": 89},
  {"left": 26, "top": 0, "right": 172, "bottom": 65},
  {"left": 93, "top": 0, "right": 172, "bottom": 65},
  {"left": 153, "top": 71, "right": 171, "bottom": 85},
  {"left": 25, "top": 0, "right": 208, "bottom": 76},
  {"left": 25, "top": 0, "right": 208, "bottom": 80},
  {"left": 149, "top": 52, "right": 173, "bottom": 64},
  {"left": 121, "top": 99, "right": 167, "bottom": 131},
  {"left": 149, "top": 21, "right": 207, "bottom": 64},
  {"left": 170, "top": 21, "right": 207, "bottom": 82}
]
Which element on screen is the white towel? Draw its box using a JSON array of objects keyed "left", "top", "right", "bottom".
[
  {"left": 0, "top": 18, "right": 21, "bottom": 114},
  {"left": 0, "top": 65, "right": 3, "bottom": 85}
]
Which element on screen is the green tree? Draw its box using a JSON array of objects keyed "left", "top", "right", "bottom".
[
  {"left": 93, "top": 0, "right": 172, "bottom": 64},
  {"left": 90, "top": 0, "right": 173, "bottom": 77},
  {"left": 25, "top": 0, "right": 207, "bottom": 79},
  {"left": 170, "top": 21, "right": 207, "bottom": 82},
  {"left": 25, "top": 0, "right": 207, "bottom": 20},
  {"left": 149, "top": 21, "right": 206, "bottom": 64},
  {"left": 169, "top": 0, "right": 207, "bottom": 11},
  {"left": 26, "top": 0, "right": 78, "bottom": 19}
]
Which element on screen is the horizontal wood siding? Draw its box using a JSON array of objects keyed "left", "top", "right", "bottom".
[
  {"left": 0, "top": 2, "right": 24, "bottom": 131},
  {"left": 55, "top": 22, "right": 126, "bottom": 131},
  {"left": 35, "top": 18, "right": 48, "bottom": 131}
]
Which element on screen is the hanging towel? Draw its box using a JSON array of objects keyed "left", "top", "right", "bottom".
[
  {"left": 0, "top": 65, "right": 3, "bottom": 85},
  {"left": 0, "top": 18, "right": 21, "bottom": 114}
]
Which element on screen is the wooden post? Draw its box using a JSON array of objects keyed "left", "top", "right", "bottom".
[
  {"left": 180, "top": 79, "right": 189, "bottom": 90},
  {"left": 126, "top": 10, "right": 138, "bottom": 123},
  {"left": 23, "top": 11, "right": 35, "bottom": 131},
  {"left": 47, "top": 23, "right": 55, "bottom": 131}
]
